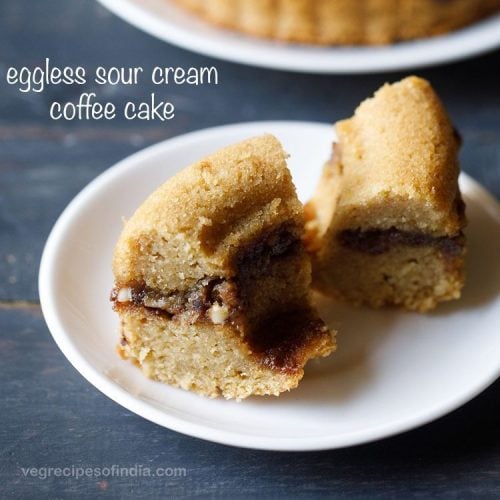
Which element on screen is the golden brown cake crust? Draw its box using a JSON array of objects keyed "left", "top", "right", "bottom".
[
  {"left": 113, "top": 134, "right": 303, "bottom": 291},
  {"left": 172, "top": 0, "right": 500, "bottom": 45},
  {"left": 322, "top": 76, "right": 464, "bottom": 236},
  {"left": 306, "top": 77, "right": 467, "bottom": 312}
]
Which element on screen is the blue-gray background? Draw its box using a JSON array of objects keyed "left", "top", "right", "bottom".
[{"left": 0, "top": 0, "right": 498, "bottom": 497}]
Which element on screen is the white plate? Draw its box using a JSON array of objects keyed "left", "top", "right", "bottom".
[
  {"left": 39, "top": 121, "right": 500, "bottom": 451},
  {"left": 95, "top": 0, "right": 500, "bottom": 73}
]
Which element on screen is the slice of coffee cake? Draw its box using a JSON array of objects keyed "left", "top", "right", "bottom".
[
  {"left": 305, "top": 77, "right": 466, "bottom": 312},
  {"left": 112, "top": 135, "right": 335, "bottom": 399}
]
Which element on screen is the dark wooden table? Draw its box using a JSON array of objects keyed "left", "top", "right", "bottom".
[{"left": 1, "top": 0, "right": 499, "bottom": 497}]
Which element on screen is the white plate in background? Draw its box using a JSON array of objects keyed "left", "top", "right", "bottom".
[
  {"left": 95, "top": 0, "right": 500, "bottom": 73},
  {"left": 39, "top": 121, "right": 500, "bottom": 451}
]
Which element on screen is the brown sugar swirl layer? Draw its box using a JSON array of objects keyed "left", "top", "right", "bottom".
[
  {"left": 112, "top": 282, "right": 329, "bottom": 375},
  {"left": 112, "top": 223, "right": 301, "bottom": 324},
  {"left": 248, "top": 307, "right": 330, "bottom": 374},
  {"left": 111, "top": 277, "right": 239, "bottom": 325},
  {"left": 111, "top": 225, "right": 327, "bottom": 374},
  {"left": 234, "top": 223, "right": 301, "bottom": 274},
  {"left": 338, "top": 228, "right": 465, "bottom": 257}
]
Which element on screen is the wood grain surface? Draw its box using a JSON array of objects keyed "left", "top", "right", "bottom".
[{"left": 0, "top": 0, "right": 499, "bottom": 497}]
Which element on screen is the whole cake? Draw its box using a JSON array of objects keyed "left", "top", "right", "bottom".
[
  {"left": 112, "top": 135, "right": 335, "bottom": 399},
  {"left": 173, "top": 0, "right": 500, "bottom": 45},
  {"left": 305, "top": 77, "right": 466, "bottom": 312}
]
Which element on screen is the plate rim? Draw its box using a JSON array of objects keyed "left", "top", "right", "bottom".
[
  {"left": 39, "top": 120, "right": 500, "bottom": 451},
  {"left": 94, "top": 0, "right": 500, "bottom": 74}
]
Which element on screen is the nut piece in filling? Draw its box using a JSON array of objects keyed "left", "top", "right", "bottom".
[
  {"left": 111, "top": 135, "right": 335, "bottom": 400},
  {"left": 305, "top": 76, "right": 466, "bottom": 312}
]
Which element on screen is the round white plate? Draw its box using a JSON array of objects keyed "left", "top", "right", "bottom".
[
  {"left": 39, "top": 121, "right": 500, "bottom": 451},
  {"left": 95, "top": 0, "right": 500, "bottom": 73}
]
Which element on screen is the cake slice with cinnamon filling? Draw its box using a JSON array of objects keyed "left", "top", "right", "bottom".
[
  {"left": 305, "top": 77, "right": 466, "bottom": 312},
  {"left": 112, "top": 135, "right": 335, "bottom": 399}
]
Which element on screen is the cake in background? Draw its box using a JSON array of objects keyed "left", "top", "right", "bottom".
[{"left": 172, "top": 0, "right": 500, "bottom": 45}]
